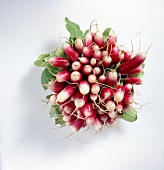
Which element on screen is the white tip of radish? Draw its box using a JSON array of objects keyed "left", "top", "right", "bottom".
[
  {"left": 106, "top": 100, "right": 116, "bottom": 111},
  {"left": 94, "top": 118, "right": 102, "bottom": 131},
  {"left": 108, "top": 111, "right": 118, "bottom": 119},
  {"left": 79, "top": 81, "right": 90, "bottom": 95}
]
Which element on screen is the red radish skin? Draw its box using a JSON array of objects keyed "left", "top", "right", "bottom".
[
  {"left": 75, "top": 38, "right": 84, "bottom": 52},
  {"left": 82, "top": 65, "right": 93, "bottom": 76},
  {"left": 93, "top": 67, "right": 102, "bottom": 76},
  {"left": 82, "top": 47, "right": 93, "bottom": 58},
  {"left": 62, "top": 43, "right": 79, "bottom": 61},
  {"left": 102, "top": 55, "right": 112, "bottom": 68},
  {"left": 90, "top": 58, "right": 97, "bottom": 67},
  {"left": 100, "top": 87, "right": 113, "bottom": 100},
  {"left": 71, "top": 61, "right": 82, "bottom": 71},
  {"left": 107, "top": 33, "right": 117, "bottom": 52},
  {"left": 90, "top": 93, "right": 98, "bottom": 101},
  {"left": 124, "top": 76, "right": 142, "bottom": 85},
  {"left": 123, "top": 84, "right": 133, "bottom": 93},
  {"left": 123, "top": 51, "right": 132, "bottom": 62},
  {"left": 48, "top": 80, "right": 65, "bottom": 93},
  {"left": 66, "top": 115, "right": 77, "bottom": 126},
  {"left": 118, "top": 52, "right": 147, "bottom": 74},
  {"left": 56, "top": 70, "right": 70, "bottom": 82},
  {"left": 110, "top": 47, "right": 123, "bottom": 63},
  {"left": 94, "top": 31, "right": 105, "bottom": 48},
  {"left": 88, "top": 74, "right": 97, "bottom": 83},
  {"left": 63, "top": 101, "right": 76, "bottom": 114},
  {"left": 92, "top": 44, "right": 100, "bottom": 51},
  {"left": 91, "top": 83, "right": 100, "bottom": 94},
  {"left": 98, "top": 75, "right": 106, "bottom": 84},
  {"left": 116, "top": 102, "right": 123, "bottom": 113},
  {"left": 49, "top": 57, "right": 70, "bottom": 68},
  {"left": 74, "top": 91, "right": 88, "bottom": 108},
  {"left": 84, "top": 32, "right": 92, "bottom": 47},
  {"left": 114, "top": 86, "right": 125, "bottom": 103},
  {"left": 99, "top": 114, "right": 108, "bottom": 123},
  {"left": 108, "top": 111, "right": 118, "bottom": 119},
  {"left": 86, "top": 116, "right": 95, "bottom": 125},
  {"left": 122, "top": 93, "right": 134, "bottom": 105},
  {"left": 96, "top": 61, "right": 102, "bottom": 67},
  {"left": 49, "top": 94, "right": 58, "bottom": 105},
  {"left": 93, "top": 50, "right": 102, "bottom": 60},
  {"left": 129, "top": 65, "right": 143, "bottom": 74},
  {"left": 70, "top": 71, "right": 82, "bottom": 83},
  {"left": 94, "top": 118, "right": 103, "bottom": 131},
  {"left": 79, "top": 80, "right": 90, "bottom": 95},
  {"left": 106, "top": 71, "right": 118, "bottom": 86},
  {"left": 79, "top": 57, "right": 89, "bottom": 64},
  {"left": 106, "top": 100, "right": 116, "bottom": 111},
  {"left": 81, "top": 102, "right": 94, "bottom": 117},
  {"left": 72, "top": 119, "right": 84, "bottom": 132},
  {"left": 56, "top": 84, "right": 77, "bottom": 103}
]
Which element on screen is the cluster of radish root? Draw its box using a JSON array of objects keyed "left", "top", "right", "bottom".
[{"left": 46, "top": 21, "right": 148, "bottom": 133}]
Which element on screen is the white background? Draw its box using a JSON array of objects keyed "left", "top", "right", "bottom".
[{"left": 1, "top": 0, "right": 164, "bottom": 170}]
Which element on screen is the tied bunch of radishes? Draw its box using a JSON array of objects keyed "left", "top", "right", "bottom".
[{"left": 34, "top": 18, "right": 148, "bottom": 133}]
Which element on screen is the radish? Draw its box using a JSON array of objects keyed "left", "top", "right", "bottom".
[
  {"left": 100, "top": 87, "right": 113, "bottom": 100},
  {"left": 75, "top": 38, "right": 84, "bottom": 52},
  {"left": 129, "top": 65, "right": 143, "bottom": 74},
  {"left": 48, "top": 80, "right": 65, "bottom": 93},
  {"left": 49, "top": 94, "right": 58, "bottom": 105},
  {"left": 90, "top": 58, "right": 97, "bottom": 67},
  {"left": 81, "top": 65, "right": 92, "bottom": 76},
  {"left": 70, "top": 71, "right": 82, "bottom": 83},
  {"left": 74, "top": 91, "right": 88, "bottom": 108},
  {"left": 35, "top": 18, "right": 149, "bottom": 133},
  {"left": 63, "top": 101, "right": 76, "bottom": 114},
  {"left": 88, "top": 74, "right": 97, "bottom": 83},
  {"left": 113, "top": 86, "right": 125, "bottom": 103},
  {"left": 56, "top": 84, "right": 77, "bottom": 103},
  {"left": 110, "top": 47, "right": 123, "bottom": 63},
  {"left": 123, "top": 51, "right": 132, "bottom": 62},
  {"left": 94, "top": 31, "right": 104, "bottom": 48},
  {"left": 71, "top": 61, "right": 82, "bottom": 71},
  {"left": 105, "top": 100, "right": 116, "bottom": 111},
  {"left": 72, "top": 119, "right": 84, "bottom": 132},
  {"left": 56, "top": 70, "right": 70, "bottom": 82},
  {"left": 118, "top": 52, "right": 147, "bottom": 74},
  {"left": 106, "top": 71, "right": 117, "bottom": 86},
  {"left": 49, "top": 57, "right": 70, "bottom": 68},
  {"left": 79, "top": 57, "right": 89, "bottom": 64},
  {"left": 86, "top": 115, "right": 95, "bottom": 125},
  {"left": 92, "top": 44, "right": 100, "bottom": 51},
  {"left": 81, "top": 102, "right": 95, "bottom": 117},
  {"left": 102, "top": 55, "right": 112, "bottom": 68},
  {"left": 123, "top": 83, "right": 133, "bottom": 93},
  {"left": 84, "top": 32, "right": 92, "bottom": 47},
  {"left": 93, "top": 67, "right": 102, "bottom": 76},
  {"left": 93, "top": 50, "right": 102, "bottom": 60},
  {"left": 79, "top": 80, "right": 90, "bottom": 95},
  {"left": 94, "top": 118, "right": 103, "bottom": 131},
  {"left": 91, "top": 83, "right": 100, "bottom": 94},
  {"left": 62, "top": 42, "right": 79, "bottom": 61},
  {"left": 98, "top": 75, "right": 106, "bottom": 84},
  {"left": 116, "top": 102, "right": 123, "bottom": 113},
  {"left": 124, "top": 76, "right": 142, "bottom": 85},
  {"left": 122, "top": 93, "right": 134, "bottom": 105},
  {"left": 90, "top": 92, "right": 98, "bottom": 101},
  {"left": 82, "top": 47, "right": 93, "bottom": 57}
]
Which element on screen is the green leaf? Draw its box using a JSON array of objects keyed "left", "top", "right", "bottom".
[
  {"left": 46, "top": 63, "right": 60, "bottom": 74},
  {"left": 54, "top": 47, "right": 65, "bottom": 57},
  {"left": 65, "top": 17, "right": 83, "bottom": 38},
  {"left": 46, "top": 94, "right": 53, "bottom": 100},
  {"left": 34, "top": 53, "right": 50, "bottom": 67},
  {"left": 41, "top": 68, "right": 53, "bottom": 90},
  {"left": 49, "top": 105, "right": 62, "bottom": 117},
  {"left": 55, "top": 117, "right": 65, "bottom": 126},
  {"left": 121, "top": 107, "right": 137, "bottom": 122},
  {"left": 133, "top": 70, "right": 144, "bottom": 78},
  {"left": 83, "top": 29, "right": 89, "bottom": 37},
  {"left": 103, "top": 28, "right": 112, "bottom": 37},
  {"left": 141, "top": 62, "right": 145, "bottom": 69}
]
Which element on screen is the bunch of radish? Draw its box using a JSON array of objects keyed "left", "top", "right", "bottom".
[{"left": 34, "top": 18, "right": 149, "bottom": 133}]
